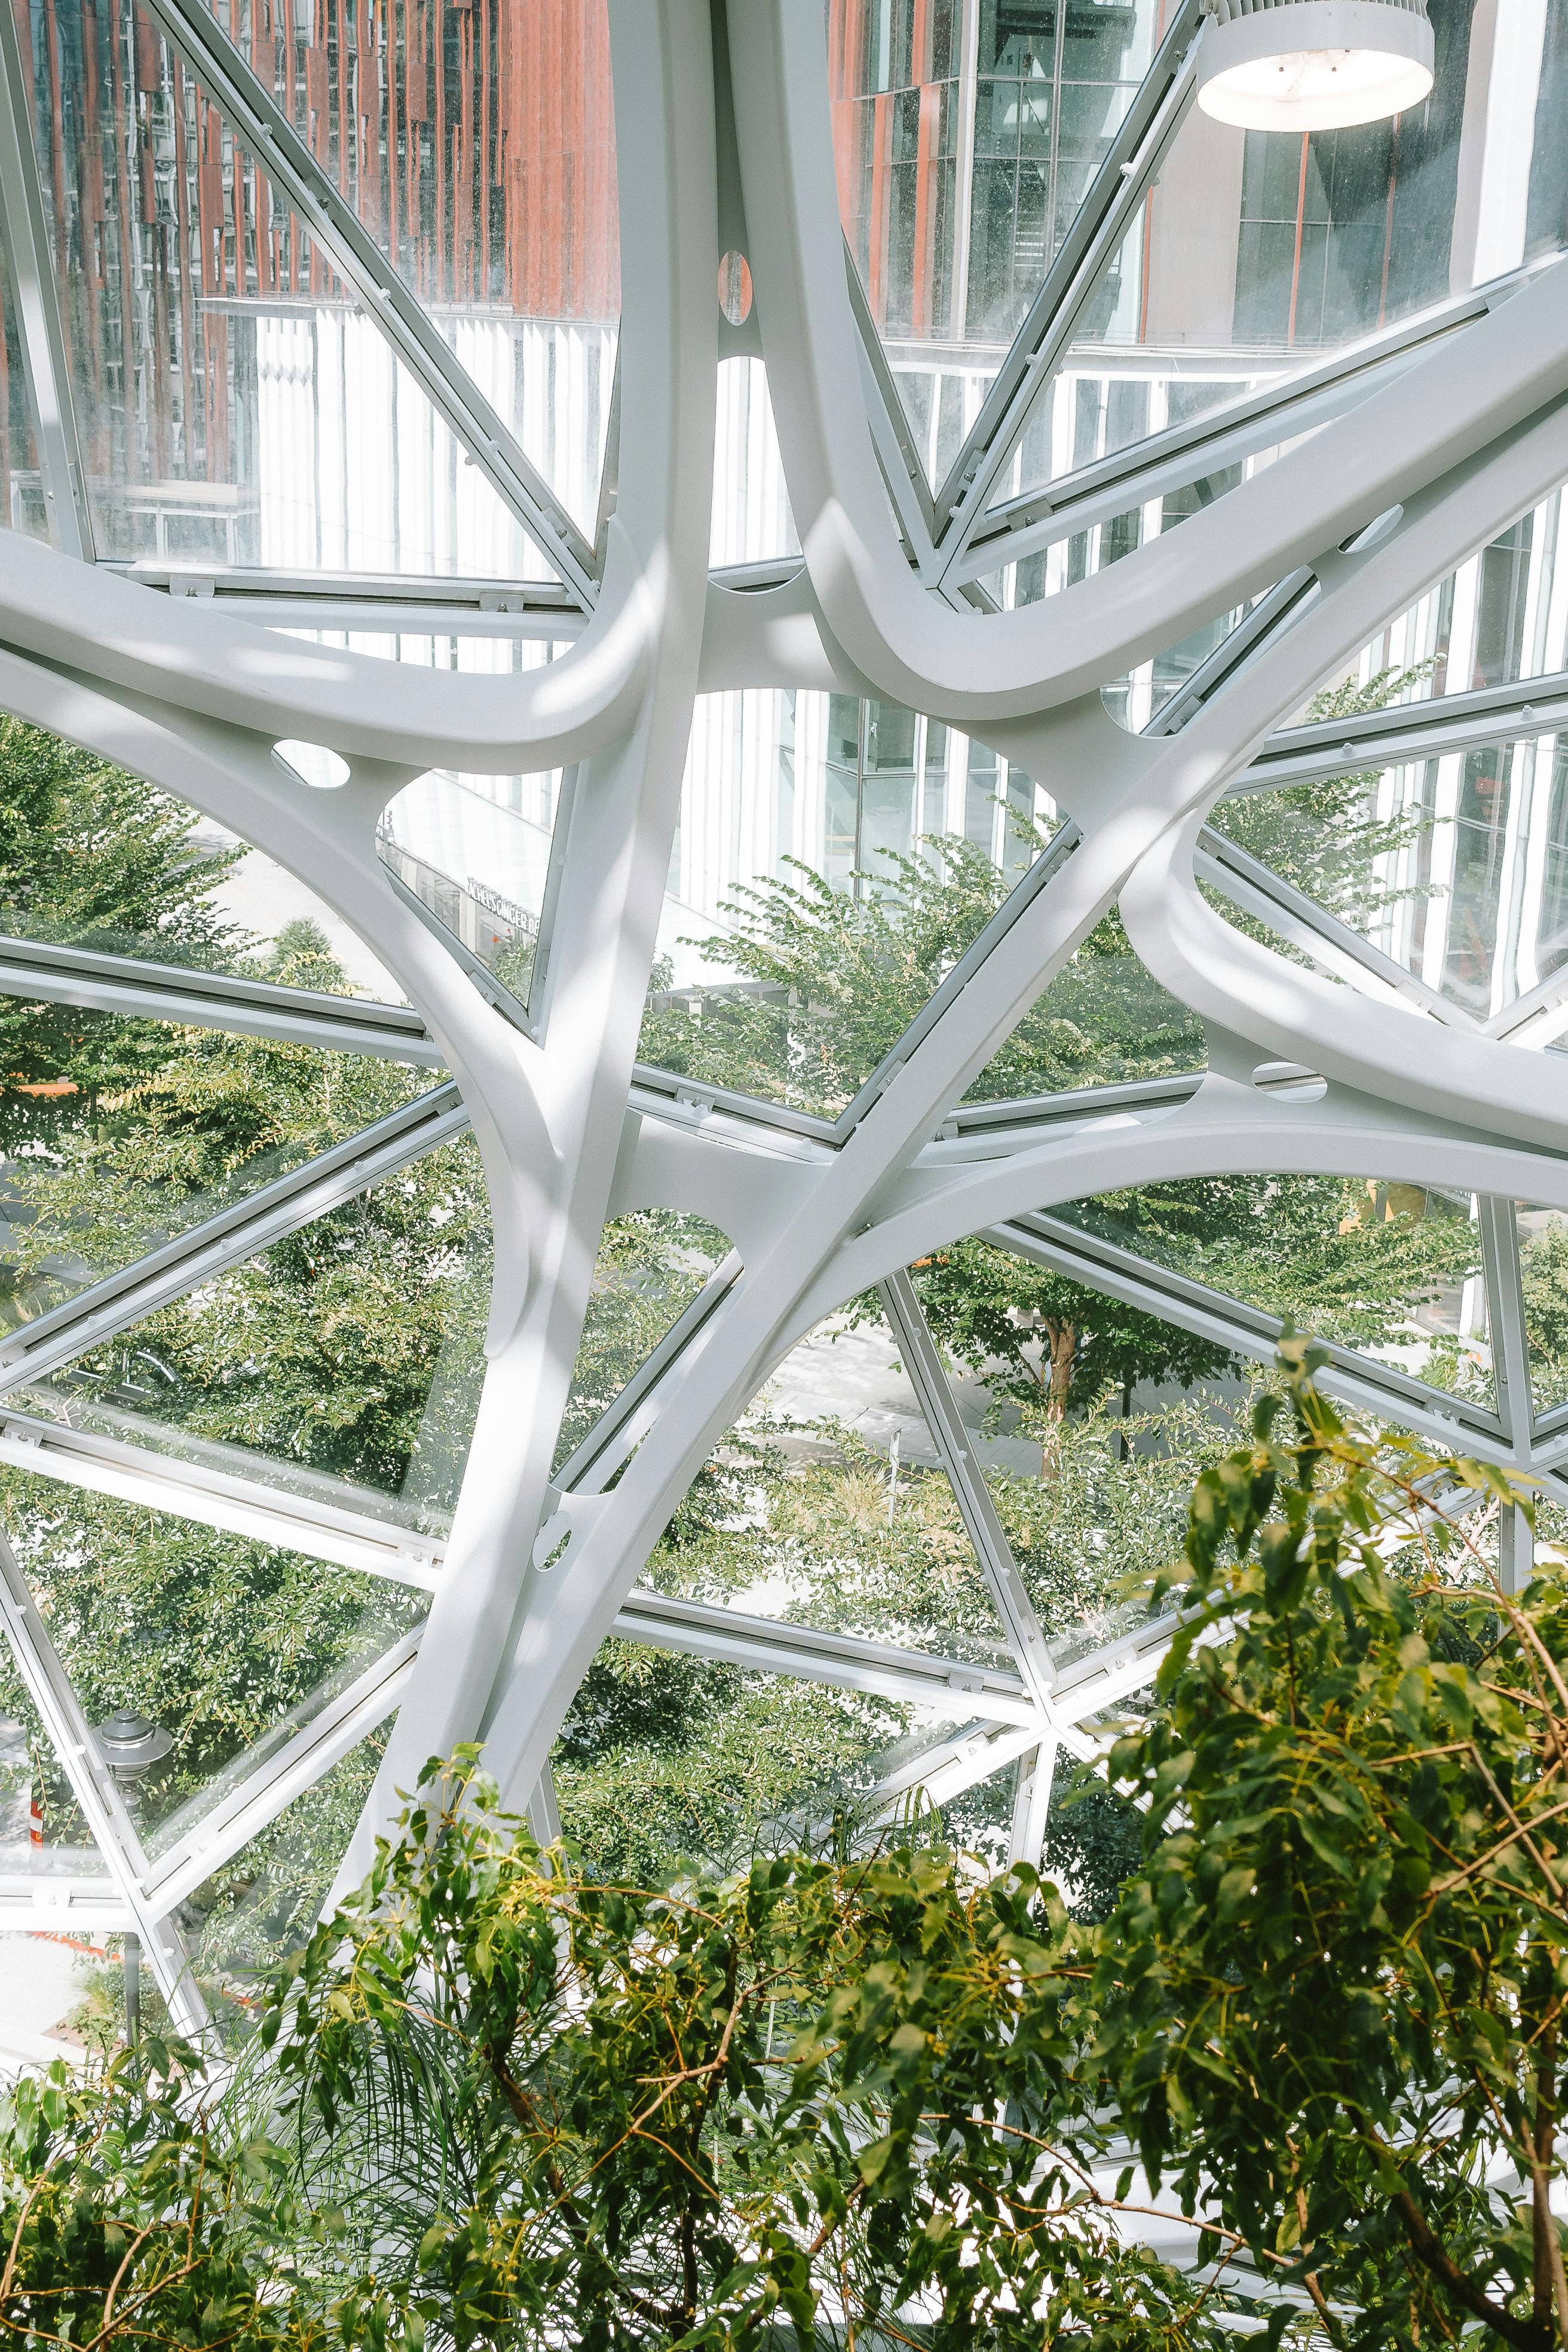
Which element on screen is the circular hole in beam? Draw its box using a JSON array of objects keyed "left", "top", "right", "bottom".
[
  {"left": 718, "top": 250, "right": 754, "bottom": 326},
  {"left": 274, "top": 739, "right": 351, "bottom": 791}
]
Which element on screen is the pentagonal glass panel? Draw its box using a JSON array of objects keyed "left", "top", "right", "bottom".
[
  {"left": 183, "top": 0, "right": 620, "bottom": 540},
  {"left": 378, "top": 762, "right": 566, "bottom": 1020},
  {"left": 640, "top": 1302, "right": 1020, "bottom": 1673},
  {"left": 712, "top": 360, "right": 799, "bottom": 566},
  {"left": 639, "top": 690, "right": 1059, "bottom": 1121},
  {"left": 24, "top": 0, "right": 556, "bottom": 578},
  {"left": 979, "top": 1, "right": 1526, "bottom": 523},
  {"left": 554, "top": 1639, "right": 916, "bottom": 1881},
  {"left": 555, "top": 1212, "right": 729, "bottom": 1477},
  {"left": 0, "top": 1471, "right": 424, "bottom": 1863},
  {"left": 0, "top": 1000, "right": 437, "bottom": 1337},
  {"left": 27, "top": 1129, "right": 491, "bottom": 1536},
  {"left": 829, "top": 0, "right": 1163, "bottom": 480},
  {"left": 1053, "top": 1174, "right": 1493, "bottom": 1407}
]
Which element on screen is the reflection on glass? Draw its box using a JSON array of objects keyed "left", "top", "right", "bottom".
[
  {"left": 554, "top": 1212, "right": 728, "bottom": 1476},
  {"left": 0, "top": 1472, "right": 424, "bottom": 1864},
  {"left": 1214, "top": 726, "right": 1568, "bottom": 1026},
  {"left": 35, "top": 1131, "right": 492, "bottom": 1536},
  {"left": 640, "top": 688, "right": 1056, "bottom": 1119},
  {"left": 644, "top": 1305, "right": 1018, "bottom": 1670},
  {"left": 966, "top": 914, "right": 1206, "bottom": 1102},
  {"left": 0, "top": 1689, "right": 109, "bottom": 1876},
  {"left": 0, "top": 991, "right": 436, "bottom": 1339},
  {"left": 190, "top": 0, "right": 620, "bottom": 537},
  {"left": 183, "top": 1733, "right": 386, "bottom": 2020},
  {"left": 0, "top": 232, "right": 46, "bottom": 543},
  {"left": 25, "top": 0, "right": 556, "bottom": 574},
  {"left": 829, "top": 0, "right": 1162, "bottom": 478},
  {"left": 379, "top": 765, "right": 564, "bottom": 1016},
  {"left": 555, "top": 1639, "right": 917, "bottom": 1883},
  {"left": 1518, "top": 1202, "right": 1568, "bottom": 1419},
  {"left": 1058, "top": 1174, "right": 1492, "bottom": 1404},
  {"left": 712, "top": 360, "right": 799, "bottom": 566},
  {"left": 0, "top": 717, "right": 408, "bottom": 999}
]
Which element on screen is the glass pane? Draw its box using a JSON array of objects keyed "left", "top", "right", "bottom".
[
  {"left": 0, "top": 228, "right": 47, "bottom": 543},
  {"left": 25, "top": 0, "right": 554, "bottom": 577},
  {"left": 965, "top": 913, "right": 1206, "bottom": 1103},
  {"left": 0, "top": 1685, "right": 109, "bottom": 1875},
  {"left": 642, "top": 1303, "right": 1019, "bottom": 1671},
  {"left": 378, "top": 764, "right": 565, "bottom": 1017},
  {"left": 0, "top": 1004, "right": 437, "bottom": 1333},
  {"left": 182, "top": 1732, "right": 386, "bottom": 2026},
  {"left": 1334, "top": 497, "right": 1566, "bottom": 717},
  {"left": 712, "top": 360, "right": 799, "bottom": 566},
  {"left": 555, "top": 1212, "right": 729, "bottom": 1476},
  {"left": 1214, "top": 727, "right": 1568, "bottom": 1026},
  {"left": 189, "top": 0, "right": 620, "bottom": 539},
  {"left": 0, "top": 715, "right": 408, "bottom": 1000},
  {"left": 1519, "top": 1202, "right": 1568, "bottom": 1419},
  {"left": 0, "top": 1471, "right": 423, "bottom": 1861},
  {"left": 555, "top": 1639, "right": 917, "bottom": 1882},
  {"left": 640, "top": 690, "right": 1059, "bottom": 1120},
  {"left": 985, "top": 0, "right": 1511, "bottom": 520},
  {"left": 1055, "top": 1174, "right": 1492, "bottom": 1405},
  {"left": 907, "top": 1236, "right": 1251, "bottom": 1633},
  {"left": 828, "top": 0, "right": 1162, "bottom": 476},
  {"left": 29, "top": 1129, "right": 491, "bottom": 1536}
]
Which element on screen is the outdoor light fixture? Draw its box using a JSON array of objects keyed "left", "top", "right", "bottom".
[
  {"left": 93, "top": 1702, "right": 172, "bottom": 2046},
  {"left": 1196, "top": 0, "right": 1434, "bottom": 130}
]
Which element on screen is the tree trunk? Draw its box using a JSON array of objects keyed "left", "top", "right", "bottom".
[{"left": 1042, "top": 1319, "right": 1077, "bottom": 1422}]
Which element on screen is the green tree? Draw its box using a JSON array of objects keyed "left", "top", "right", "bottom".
[{"left": 1095, "top": 1342, "right": 1568, "bottom": 2351}]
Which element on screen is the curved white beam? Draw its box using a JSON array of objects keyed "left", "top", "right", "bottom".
[{"left": 727, "top": 0, "right": 1568, "bottom": 724}]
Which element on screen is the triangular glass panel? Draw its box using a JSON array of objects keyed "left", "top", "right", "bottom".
[
  {"left": 23, "top": 1128, "right": 491, "bottom": 1538},
  {"left": 639, "top": 1300, "right": 1020, "bottom": 1674},
  {"left": 22, "top": 0, "right": 558, "bottom": 580},
  {"left": 1051, "top": 1174, "right": 1493, "bottom": 1410},
  {"left": 1515, "top": 1201, "right": 1568, "bottom": 1425},
  {"left": 0, "top": 995, "right": 442, "bottom": 1337},
  {"left": 712, "top": 360, "right": 799, "bottom": 567},
  {"left": 963, "top": 915, "right": 1206, "bottom": 1106},
  {"left": 0, "top": 1685, "right": 112, "bottom": 1886},
  {"left": 976, "top": 4, "right": 1508, "bottom": 532},
  {"left": 182, "top": 0, "right": 620, "bottom": 542},
  {"left": 553, "top": 1637, "right": 929, "bottom": 1881},
  {"left": 638, "top": 688, "right": 1061, "bottom": 1123},
  {"left": 0, "top": 1471, "right": 425, "bottom": 1875},
  {"left": 0, "top": 227, "right": 48, "bottom": 546},
  {"left": 828, "top": 0, "right": 1163, "bottom": 481},
  {"left": 1210, "top": 721, "right": 1568, "bottom": 1028},
  {"left": 378, "top": 761, "right": 568, "bottom": 1022},
  {"left": 180, "top": 1729, "right": 384, "bottom": 2032},
  {"left": 908, "top": 1233, "right": 1241, "bottom": 1626},
  {"left": 554, "top": 1211, "right": 730, "bottom": 1478},
  {"left": 0, "top": 712, "right": 408, "bottom": 1000}
]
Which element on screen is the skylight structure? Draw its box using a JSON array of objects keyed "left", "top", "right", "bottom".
[{"left": 0, "top": 0, "right": 1561, "bottom": 2283}]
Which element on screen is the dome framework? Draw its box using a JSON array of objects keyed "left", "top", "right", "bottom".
[{"left": 0, "top": 0, "right": 1555, "bottom": 2264}]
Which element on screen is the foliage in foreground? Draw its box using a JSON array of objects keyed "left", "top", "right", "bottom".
[{"left": 9, "top": 1353, "right": 1568, "bottom": 2345}]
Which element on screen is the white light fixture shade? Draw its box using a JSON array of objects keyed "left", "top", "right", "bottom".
[{"left": 1196, "top": 0, "right": 1434, "bottom": 131}]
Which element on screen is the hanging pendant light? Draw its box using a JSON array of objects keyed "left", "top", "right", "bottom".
[{"left": 1196, "top": 0, "right": 1434, "bottom": 131}]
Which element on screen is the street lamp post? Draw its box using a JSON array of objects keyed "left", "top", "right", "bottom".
[{"left": 91, "top": 1704, "right": 172, "bottom": 2048}]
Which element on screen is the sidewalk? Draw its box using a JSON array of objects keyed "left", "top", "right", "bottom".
[{"left": 0, "top": 1932, "right": 90, "bottom": 2072}]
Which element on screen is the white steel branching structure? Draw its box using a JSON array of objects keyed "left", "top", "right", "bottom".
[{"left": 0, "top": 0, "right": 1561, "bottom": 2203}]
